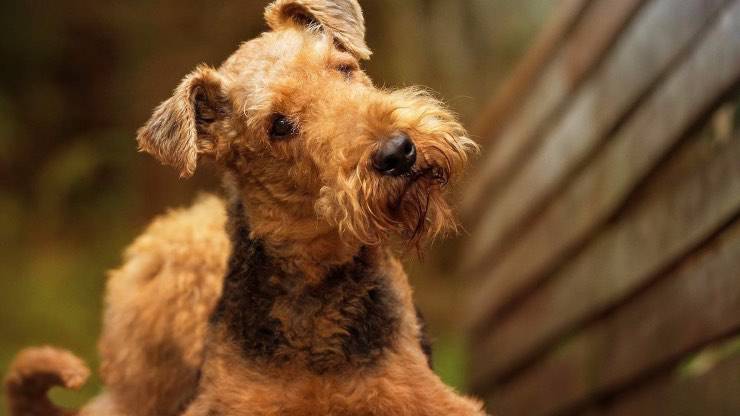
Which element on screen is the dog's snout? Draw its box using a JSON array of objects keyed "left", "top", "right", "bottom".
[{"left": 372, "top": 132, "right": 416, "bottom": 176}]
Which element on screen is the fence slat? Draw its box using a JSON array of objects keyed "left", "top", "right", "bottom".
[
  {"left": 467, "top": 0, "right": 740, "bottom": 341},
  {"left": 599, "top": 344, "right": 740, "bottom": 416},
  {"left": 471, "top": 101, "right": 740, "bottom": 391},
  {"left": 461, "top": 0, "right": 644, "bottom": 218},
  {"left": 470, "top": 58, "right": 740, "bottom": 386},
  {"left": 471, "top": 0, "right": 591, "bottom": 145},
  {"left": 486, "top": 218, "right": 740, "bottom": 416},
  {"left": 461, "top": 0, "right": 728, "bottom": 271}
]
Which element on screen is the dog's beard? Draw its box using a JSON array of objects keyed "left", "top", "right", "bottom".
[
  {"left": 392, "top": 167, "right": 455, "bottom": 245},
  {"left": 316, "top": 148, "right": 461, "bottom": 249}
]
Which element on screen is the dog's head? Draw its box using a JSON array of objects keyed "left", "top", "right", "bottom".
[{"left": 137, "top": 0, "right": 477, "bottom": 248}]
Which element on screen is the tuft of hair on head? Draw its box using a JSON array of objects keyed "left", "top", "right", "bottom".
[{"left": 264, "top": 0, "right": 372, "bottom": 60}]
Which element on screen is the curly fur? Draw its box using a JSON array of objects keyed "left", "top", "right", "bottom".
[
  {"left": 4, "top": 347, "right": 89, "bottom": 416},
  {"left": 316, "top": 87, "right": 477, "bottom": 247},
  {"left": 4, "top": 1, "right": 485, "bottom": 415}
]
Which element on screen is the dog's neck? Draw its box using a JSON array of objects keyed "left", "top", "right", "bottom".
[
  {"left": 210, "top": 196, "right": 401, "bottom": 374},
  {"left": 231, "top": 177, "right": 362, "bottom": 283}
]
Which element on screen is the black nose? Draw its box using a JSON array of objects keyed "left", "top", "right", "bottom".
[{"left": 372, "top": 133, "right": 417, "bottom": 176}]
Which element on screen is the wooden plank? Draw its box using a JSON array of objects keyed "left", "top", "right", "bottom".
[
  {"left": 467, "top": 0, "right": 740, "bottom": 334},
  {"left": 461, "top": 0, "right": 644, "bottom": 218},
  {"left": 471, "top": 115, "right": 740, "bottom": 393},
  {"left": 599, "top": 341, "right": 740, "bottom": 416},
  {"left": 471, "top": 0, "right": 592, "bottom": 145},
  {"left": 470, "top": 72, "right": 740, "bottom": 390},
  {"left": 461, "top": 0, "right": 730, "bottom": 271},
  {"left": 474, "top": 2, "right": 740, "bottom": 381},
  {"left": 484, "top": 218, "right": 740, "bottom": 416}
]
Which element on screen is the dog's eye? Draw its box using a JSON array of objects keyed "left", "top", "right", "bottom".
[
  {"left": 336, "top": 64, "right": 355, "bottom": 79},
  {"left": 269, "top": 114, "right": 296, "bottom": 139}
]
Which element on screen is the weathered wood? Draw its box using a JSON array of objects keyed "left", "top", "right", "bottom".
[
  {"left": 470, "top": 37, "right": 740, "bottom": 394},
  {"left": 470, "top": 76, "right": 740, "bottom": 389},
  {"left": 484, "top": 218, "right": 740, "bottom": 416},
  {"left": 467, "top": 0, "right": 740, "bottom": 336},
  {"left": 599, "top": 342, "right": 740, "bottom": 416},
  {"left": 461, "top": 0, "right": 644, "bottom": 218},
  {"left": 471, "top": 0, "right": 591, "bottom": 145},
  {"left": 461, "top": 0, "right": 730, "bottom": 272}
]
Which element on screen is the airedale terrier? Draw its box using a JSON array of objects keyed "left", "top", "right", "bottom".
[{"left": 5, "top": 1, "right": 485, "bottom": 415}]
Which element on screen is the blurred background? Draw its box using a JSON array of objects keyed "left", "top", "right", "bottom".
[{"left": 0, "top": 0, "right": 552, "bottom": 413}]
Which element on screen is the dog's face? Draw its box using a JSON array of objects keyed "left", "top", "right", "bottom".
[{"left": 137, "top": 0, "right": 476, "bottom": 246}]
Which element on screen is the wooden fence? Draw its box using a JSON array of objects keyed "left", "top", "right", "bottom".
[{"left": 461, "top": 0, "right": 740, "bottom": 414}]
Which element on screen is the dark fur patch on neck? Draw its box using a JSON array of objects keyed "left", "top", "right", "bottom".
[
  {"left": 415, "top": 306, "right": 434, "bottom": 369},
  {"left": 210, "top": 198, "right": 400, "bottom": 374}
]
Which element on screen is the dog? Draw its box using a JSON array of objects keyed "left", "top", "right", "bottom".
[{"left": 4, "top": 1, "right": 485, "bottom": 415}]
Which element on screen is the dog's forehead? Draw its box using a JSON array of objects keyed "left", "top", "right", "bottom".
[
  {"left": 219, "top": 29, "right": 366, "bottom": 120},
  {"left": 221, "top": 29, "right": 333, "bottom": 85}
]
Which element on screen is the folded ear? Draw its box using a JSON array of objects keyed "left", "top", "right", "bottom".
[
  {"left": 265, "top": 0, "right": 371, "bottom": 60},
  {"left": 136, "top": 65, "right": 228, "bottom": 178}
]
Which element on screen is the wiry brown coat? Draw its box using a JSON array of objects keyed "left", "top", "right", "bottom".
[{"left": 4, "top": 0, "right": 486, "bottom": 415}]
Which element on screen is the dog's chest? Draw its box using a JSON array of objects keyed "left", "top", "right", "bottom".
[{"left": 210, "top": 208, "right": 400, "bottom": 374}]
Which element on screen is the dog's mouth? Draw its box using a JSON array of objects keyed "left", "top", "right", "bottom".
[
  {"left": 403, "top": 164, "right": 449, "bottom": 182},
  {"left": 389, "top": 163, "right": 452, "bottom": 244},
  {"left": 395, "top": 166, "right": 449, "bottom": 206}
]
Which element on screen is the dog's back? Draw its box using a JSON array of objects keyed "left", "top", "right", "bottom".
[{"left": 99, "top": 194, "right": 230, "bottom": 415}]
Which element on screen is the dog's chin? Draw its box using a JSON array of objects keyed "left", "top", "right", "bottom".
[{"left": 316, "top": 164, "right": 458, "bottom": 249}]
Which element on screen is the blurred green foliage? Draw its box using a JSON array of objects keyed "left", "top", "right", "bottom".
[{"left": 0, "top": 1, "right": 549, "bottom": 413}]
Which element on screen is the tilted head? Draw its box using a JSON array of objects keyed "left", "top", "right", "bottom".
[{"left": 137, "top": 0, "right": 477, "bottom": 252}]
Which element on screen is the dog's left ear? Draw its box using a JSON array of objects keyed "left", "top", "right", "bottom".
[
  {"left": 265, "top": 0, "right": 371, "bottom": 60},
  {"left": 137, "top": 65, "right": 229, "bottom": 178}
]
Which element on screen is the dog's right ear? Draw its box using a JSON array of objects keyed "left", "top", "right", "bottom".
[
  {"left": 137, "top": 65, "right": 228, "bottom": 178},
  {"left": 265, "top": 0, "right": 371, "bottom": 60}
]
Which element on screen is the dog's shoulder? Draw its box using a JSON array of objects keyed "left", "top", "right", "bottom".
[
  {"left": 143, "top": 193, "right": 229, "bottom": 245},
  {"left": 131, "top": 193, "right": 229, "bottom": 262},
  {"left": 108, "top": 193, "right": 230, "bottom": 290}
]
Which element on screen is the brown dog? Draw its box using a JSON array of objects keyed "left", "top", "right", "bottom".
[{"left": 5, "top": 1, "right": 485, "bottom": 415}]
